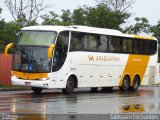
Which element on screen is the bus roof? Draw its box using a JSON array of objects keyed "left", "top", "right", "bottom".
[{"left": 21, "top": 25, "right": 157, "bottom": 40}]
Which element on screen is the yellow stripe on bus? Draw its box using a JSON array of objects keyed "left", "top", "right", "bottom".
[
  {"left": 134, "top": 35, "right": 155, "bottom": 40},
  {"left": 119, "top": 55, "right": 150, "bottom": 86},
  {"left": 12, "top": 71, "right": 48, "bottom": 80}
]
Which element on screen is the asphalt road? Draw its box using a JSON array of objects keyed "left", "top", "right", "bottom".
[{"left": 0, "top": 87, "right": 160, "bottom": 120}]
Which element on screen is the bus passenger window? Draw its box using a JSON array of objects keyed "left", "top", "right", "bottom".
[
  {"left": 128, "top": 40, "right": 132, "bottom": 53},
  {"left": 89, "top": 35, "right": 97, "bottom": 52},
  {"left": 97, "top": 35, "right": 108, "bottom": 52},
  {"left": 110, "top": 37, "right": 122, "bottom": 53},
  {"left": 123, "top": 39, "right": 128, "bottom": 53},
  {"left": 123, "top": 39, "right": 132, "bottom": 53},
  {"left": 70, "top": 32, "right": 83, "bottom": 51},
  {"left": 138, "top": 40, "right": 144, "bottom": 54},
  {"left": 144, "top": 41, "right": 150, "bottom": 54},
  {"left": 132, "top": 40, "right": 138, "bottom": 54},
  {"left": 84, "top": 34, "right": 90, "bottom": 51},
  {"left": 150, "top": 41, "right": 157, "bottom": 55}
]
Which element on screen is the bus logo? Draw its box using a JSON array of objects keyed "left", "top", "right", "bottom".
[
  {"left": 88, "top": 55, "right": 120, "bottom": 62},
  {"left": 88, "top": 55, "right": 94, "bottom": 61}
]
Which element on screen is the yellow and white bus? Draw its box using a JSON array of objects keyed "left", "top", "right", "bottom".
[{"left": 5, "top": 25, "right": 159, "bottom": 94}]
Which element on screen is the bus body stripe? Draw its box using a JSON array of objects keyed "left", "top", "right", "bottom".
[
  {"left": 12, "top": 71, "right": 48, "bottom": 80},
  {"left": 134, "top": 35, "right": 155, "bottom": 40},
  {"left": 119, "top": 55, "right": 150, "bottom": 86}
]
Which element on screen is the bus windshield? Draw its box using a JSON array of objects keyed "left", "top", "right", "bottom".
[
  {"left": 13, "top": 46, "right": 51, "bottom": 73},
  {"left": 17, "top": 31, "right": 57, "bottom": 46}
]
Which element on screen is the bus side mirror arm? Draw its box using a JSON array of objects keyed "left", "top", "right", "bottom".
[
  {"left": 4, "top": 43, "right": 14, "bottom": 56},
  {"left": 48, "top": 44, "right": 56, "bottom": 58}
]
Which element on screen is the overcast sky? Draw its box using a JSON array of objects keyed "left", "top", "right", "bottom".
[{"left": 0, "top": 0, "right": 160, "bottom": 25}]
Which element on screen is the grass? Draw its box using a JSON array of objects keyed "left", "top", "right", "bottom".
[
  {"left": 0, "top": 83, "right": 12, "bottom": 88},
  {"left": 0, "top": 83, "right": 29, "bottom": 89}
]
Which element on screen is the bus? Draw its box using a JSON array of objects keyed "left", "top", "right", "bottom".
[{"left": 5, "top": 25, "right": 159, "bottom": 94}]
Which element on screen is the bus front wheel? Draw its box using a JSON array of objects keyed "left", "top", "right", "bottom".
[
  {"left": 62, "top": 77, "right": 75, "bottom": 94},
  {"left": 119, "top": 76, "right": 130, "bottom": 92},
  {"left": 31, "top": 87, "right": 43, "bottom": 94}
]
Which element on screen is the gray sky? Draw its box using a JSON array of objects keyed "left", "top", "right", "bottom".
[{"left": 0, "top": 0, "right": 160, "bottom": 25}]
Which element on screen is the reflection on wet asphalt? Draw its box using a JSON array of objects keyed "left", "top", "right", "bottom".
[{"left": 0, "top": 87, "right": 160, "bottom": 119}]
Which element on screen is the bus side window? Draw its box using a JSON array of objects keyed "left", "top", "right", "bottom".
[
  {"left": 84, "top": 34, "right": 89, "bottom": 51},
  {"left": 97, "top": 35, "right": 108, "bottom": 52},
  {"left": 138, "top": 40, "right": 144, "bottom": 54},
  {"left": 70, "top": 32, "right": 83, "bottom": 51},
  {"left": 89, "top": 35, "right": 97, "bottom": 52},
  {"left": 83, "top": 34, "right": 97, "bottom": 52},
  {"left": 133, "top": 40, "right": 138, "bottom": 54},
  {"left": 122, "top": 38, "right": 132, "bottom": 54},
  {"left": 110, "top": 37, "right": 122, "bottom": 53},
  {"left": 144, "top": 41, "right": 150, "bottom": 55}
]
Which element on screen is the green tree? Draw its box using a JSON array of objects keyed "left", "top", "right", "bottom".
[
  {"left": 150, "top": 21, "right": 160, "bottom": 61},
  {"left": 41, "top": 11, "right": 62, "bottom": 25},
  {"left": 0, "top": 7, "right": 5, "bottom": 52},
  {"left": 72, "top": 7, "right": 87, "bottom": 25},
  {"left": 150, "top": 21, "right": 160, "bottom": 42},
  {"left": 0, "top": 7, "right": 2, "bottom": 17},
  {"left": 124, "top": 17, "right": 151, "bottom": 34},
  {"left": 0, "top": 20, "right": 6, "bottom": 52},
  {"left": 41, "top": 0, "right": 133, "bottom": 30},
  {"left": 0, "top": 21, "right": 21, "bottom": 53},
  {"left": 85, "top": 4, "right": 130, "bottom": 29},
  {"left": 61, "top": 10, "right": 72, "bottom": 25}
]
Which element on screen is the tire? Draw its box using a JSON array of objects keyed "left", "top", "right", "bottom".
[
  {"left": 62, "top": 77, "right": 75, "bottom": 94},
  {"left": 123, "top": 105, "right": 130, "bottom": 111},
  {"left": 119, "top": 76, "right": 130, "bottom": 92},
  {"left": 130, "top": 76, "right": 140, "bottom": 91},
  {"left": 31, "top": 87, "right": 43, "bottom": 94}
]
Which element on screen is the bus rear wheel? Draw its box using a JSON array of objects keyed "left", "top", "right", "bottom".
[
  {"left": 130, "top": 76, "right": 140, "bottom": 91},
  {"left": 62, "top": 77, "right": 75, "bottom": 94},
  {"left": 119, "top": 76, "right": 130, "bottom": 92},
  {"left": 31, "top": 87, "right": 43, "bottom": 94}
]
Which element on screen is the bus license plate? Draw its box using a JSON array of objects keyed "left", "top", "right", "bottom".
[{"left": 25, "top": 82, "right": 31, "bottom": 86}]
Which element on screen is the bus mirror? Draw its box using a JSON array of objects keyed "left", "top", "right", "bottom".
[
  {"left": 48, "top": 44, "right": 55, "bottom": 58},
  {"left": 4, "top": 43, "right": 14, "bottom": 56}
]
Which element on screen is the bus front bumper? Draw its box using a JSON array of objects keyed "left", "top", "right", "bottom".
[{"left": 11, "top": 76, "right": 53, "bottom": 89}]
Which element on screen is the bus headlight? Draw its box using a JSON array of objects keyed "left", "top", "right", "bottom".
[
  {"left": 39, "top": 77, "right": 49, "bottom": 81},
  {"left": 12, "top": 75, "right": 19, "bottom": 79}
]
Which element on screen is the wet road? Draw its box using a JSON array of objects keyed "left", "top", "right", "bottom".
[{"left": 0, "top": 87, "right": 160, "bottom": 119}]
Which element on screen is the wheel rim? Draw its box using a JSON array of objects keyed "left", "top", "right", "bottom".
[
  {"left": 123, "top": 78, "right": 129, "bottom": 90},
  {"left": 67, "top": 80, "right": 74, "bottom": 90},
  {"left": 123, "top": 105, "right": 130, "bottom": 110}
]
